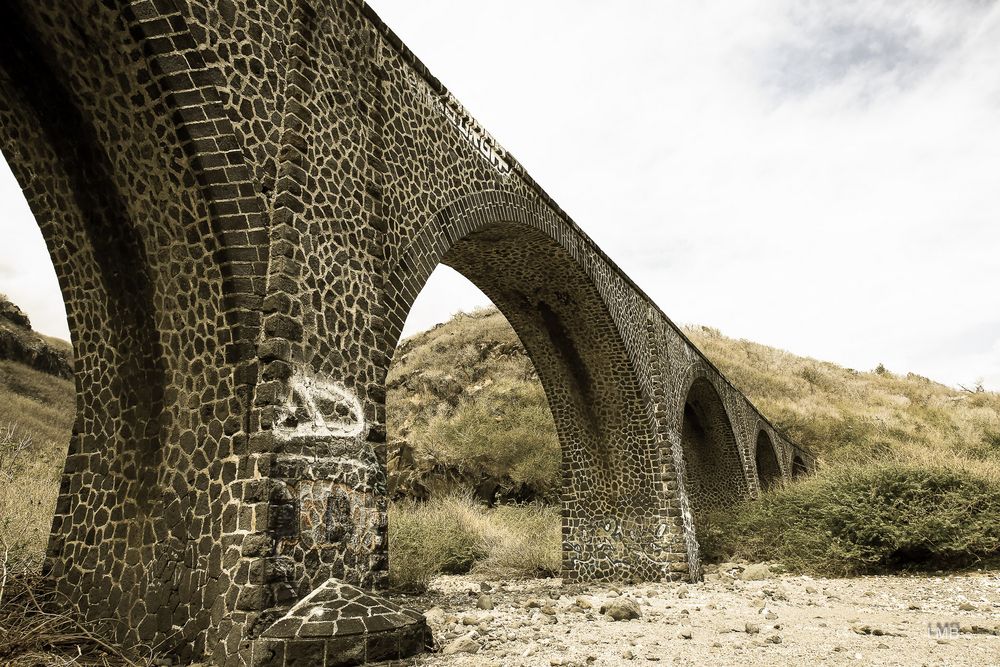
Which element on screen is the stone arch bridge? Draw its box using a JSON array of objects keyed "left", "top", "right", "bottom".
[{"left": 0, "top": 1, "right": 813, "bottom": 665}]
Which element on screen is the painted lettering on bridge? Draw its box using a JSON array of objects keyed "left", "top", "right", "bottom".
[{"left": 421, "top": 85, "right": 512, "bottom": 177}]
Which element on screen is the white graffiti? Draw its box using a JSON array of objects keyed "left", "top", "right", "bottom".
[
  {"left": 275, "top": 372, "right": 366, "bottom": 440},
  {"left": 413, "top": 74, "right": 512, "bottom": 177}
]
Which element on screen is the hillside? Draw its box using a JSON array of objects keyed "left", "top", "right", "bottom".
[
  {"left": 2, "top": 297, "right": 998, "bottom": 576},
  {"left": 388, "top": 308, "right": 1000, "bottom": 498},
  {"left": 0, "top": 296, "right": 74, "bottom": 571},
  {"left": 387, "top": 308, "right": 560, "bottom": 504},
  {"left": 685, "top": 325, "right": 1000, "bottom": 471}
]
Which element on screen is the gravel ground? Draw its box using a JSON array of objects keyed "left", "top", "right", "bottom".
[{"left": 384, "top": 564, "right": 1000, "bottom": 666}]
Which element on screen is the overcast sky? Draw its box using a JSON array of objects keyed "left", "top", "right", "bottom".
[{"left": 3, "top": 0, "right": 999, "bottom": 389}]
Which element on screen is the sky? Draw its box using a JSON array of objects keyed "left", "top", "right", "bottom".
[{"left": 3, "top": 0, "right": 1000, "bottom": 389}]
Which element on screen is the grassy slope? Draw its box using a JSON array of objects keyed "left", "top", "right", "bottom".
[
  {"left": 388, "top": 308, "right": 560, "bottom": 502},
  {"left": 684, "top": 325, "right": 1000, "bottom": 478},
  {"left": 0, "top": 359, "right": 74, "bottom": 567}
]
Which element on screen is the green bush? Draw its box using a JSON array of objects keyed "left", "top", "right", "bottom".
[{"left": 702, "top": 461, "right": 1000, "bottom": 575}]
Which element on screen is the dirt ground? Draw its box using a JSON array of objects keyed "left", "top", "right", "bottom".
[{"left": 385, "top": 564, "right": 1000, "bottom": 666}]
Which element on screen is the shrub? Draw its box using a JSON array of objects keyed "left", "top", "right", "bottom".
[
  {"left": 702, "top": 460, "right": 1000, "bottom": 575},
  {"left": 388, "top": 496, "right": 486, "bottom": 591},
  {"left": 421, "top": 381, "right": 561, "bottom": 501}
]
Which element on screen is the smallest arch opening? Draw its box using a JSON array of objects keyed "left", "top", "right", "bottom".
[{"left": 792, "top": 454, "right": 809, "bottom": 478}]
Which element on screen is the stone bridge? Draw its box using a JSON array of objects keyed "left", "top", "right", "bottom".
[{"left": 0, "top": 1, "right": 813, "bottom": 665}]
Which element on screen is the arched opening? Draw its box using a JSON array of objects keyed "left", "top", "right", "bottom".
[
  {"left": 755, "top": 430, "right": 782, "bottom": 491},
  {"left": 680, "top": 378, "right": 747, "bottom": 538},
  {"left": 384, "top": 268, "right": 563, "bottom": 585},
  {"left": 385, "top": 212, "right": 664, "bottom": 583},
  {"left": 387, "top": 267, "right": 560, "bottom": 506},
  {"left": 792, "top": 454, "right": 809, "bottom": 478}
]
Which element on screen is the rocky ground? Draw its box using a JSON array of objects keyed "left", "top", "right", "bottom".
[{"left": 385, "top": 564, "right": 1000, "bottom": 666}]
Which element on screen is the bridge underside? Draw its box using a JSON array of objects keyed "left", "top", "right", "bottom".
[{"left": 0, "top": 1, "right": 813, "bottom": 665}]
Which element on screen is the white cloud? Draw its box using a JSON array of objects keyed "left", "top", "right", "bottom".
[
  {"left": 380, "top": 0, "right": 1000, "bottom": 389},
  {"left": 0, "top": 157, "right": 68, "bottom": 340},
  {"left": 3, "top": 1, "right": 1000, "bottom": 390}
]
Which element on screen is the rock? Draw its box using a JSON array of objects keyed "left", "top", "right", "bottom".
[
  {"left": 600, "top": 598, "right": 642, "bottom": 621},
  {"left": 541, "top": 605, "right": 557, "bottom": 616},
  {"left": 480, "top": 581, "right": 493, "bottom": 592},
  {"left": 0, "top": 297, "right": 30, "bottom": 328},
  {"left": 740, "top": 563, "right": 771, "bottom": 581},
  {"left": 958, "top": 602, "right": 977, "bottom": 611},
  {"left": 764, "top": 610, "right": 778, "bottom": 621},
  {"left": 745, "top": 622, "right": 760, "bottom": 634},
  {"left": 574, "top": 597, "right": 593, "bottom": 610},
  {"left": 443, "top": 635, "right": 481, "bottom": 655},
  {"left": 679, "top": 628, "right": 692, "bottom": 639},
  {"left": 461, "top": 614, "right": 480, "bottom": 626},
  {"left": 805, "top": 586, "right": 818, "bottom": 594},
  {"left": 765, "top": 634, "right": 782, "bottom": 644},
  {"left": 477, "top": 594, "right": 494, "bottom": 610},
  {"left": 622, "top": 649, "right": 635, "bottom": 660},
  {"left": 423, "top": 607, "right": 446, "bottom": 625}
]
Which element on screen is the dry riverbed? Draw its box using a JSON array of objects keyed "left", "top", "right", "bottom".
[{"left": 384, "top": 564, "right": 1000, "bottom": 666}]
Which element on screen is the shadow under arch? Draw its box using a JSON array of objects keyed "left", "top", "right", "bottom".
[
  {"left": 678, "top": 376, "right": 747, "bottom": 541},
  {"left": 792, "top": 454, "right": 809, "bottom": 478},
  {"left": 755, "top": 430, "right": 782, "bottom": 492},
  {"left": 384, "top": 191, "right": 666, "bottom": 582}
]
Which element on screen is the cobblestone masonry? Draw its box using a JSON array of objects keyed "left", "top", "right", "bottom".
[{"left": 0, "top": 1, "right": 814, "bottom": 664}]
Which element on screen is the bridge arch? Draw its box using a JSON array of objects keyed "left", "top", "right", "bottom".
[
  {"left": 384, "top": 191, "right": 667, "bottom": 582},
  {"left": 754, "top": 429, "right": 783, "bottom": 492},
  {"left": 677, "top": 373, "right": 748, "bottom": 542}
]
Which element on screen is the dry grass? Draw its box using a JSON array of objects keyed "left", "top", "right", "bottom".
[
  {"left": 685, "top": 324, "right": 1000, "bottom": 474},
  {"left": 0, "top": 361, "right": 73, "bottom": 574},
  {"left": 388, "top": 494, "right": 561, "bottom": 592},
  {"left": 0, "top": 568, "right": 144, "bottom": 666},
  {"left": 388, "top": 308, "right": 560, "bottom": 501}
]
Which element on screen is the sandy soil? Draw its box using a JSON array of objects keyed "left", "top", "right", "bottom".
[{"left": 385, "top": 564, "right": 1000, "bottom": 666}]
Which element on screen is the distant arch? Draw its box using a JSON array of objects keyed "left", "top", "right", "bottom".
[
  {"left": 679, "top": 377, "right": 747, "bottom": 536},
  {"left": 754, "top": 430, "right": 782, "bottom": 492}
]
